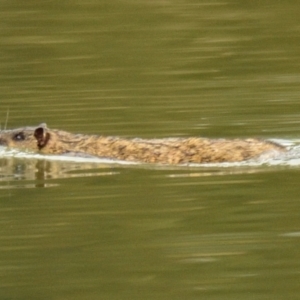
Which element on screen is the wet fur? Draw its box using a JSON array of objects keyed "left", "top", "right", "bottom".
[{"left": 0, "top": 124, "right": 285, "bottom": 164}]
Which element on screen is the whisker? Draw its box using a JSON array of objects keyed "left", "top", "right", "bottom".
[{"left": 4, "top": 108, "right": 9, "bottom": 130}]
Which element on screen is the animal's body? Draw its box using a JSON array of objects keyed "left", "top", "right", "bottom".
[{"left": 0, "top": 124, "right": 285, "bottom": 164}]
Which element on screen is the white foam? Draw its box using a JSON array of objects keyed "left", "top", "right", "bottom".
[{"left": 0, "top": 146, "right": 137, "bottom": 165}]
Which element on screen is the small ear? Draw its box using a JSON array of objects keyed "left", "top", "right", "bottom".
[
  {"left": 37, "top": 123, "right": 47, "bottom": 129},
  {"left": 34, "top": 127, "right": 50, "bottom": 149}
]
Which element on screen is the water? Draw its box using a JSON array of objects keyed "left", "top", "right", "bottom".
[{"left": 1, "top": 1, "right": 300, "bottom": 299}]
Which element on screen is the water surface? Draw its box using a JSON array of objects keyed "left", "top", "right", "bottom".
[{"left": 1, "top": 1, "right": 300, "bottom": 299}]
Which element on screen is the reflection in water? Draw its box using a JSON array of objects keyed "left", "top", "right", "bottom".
[{"left": 0, "top": 156, "right": 118, "bottom": 188}]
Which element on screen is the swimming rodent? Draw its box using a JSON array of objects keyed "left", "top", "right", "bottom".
[{"left": 0, "top": 123, "right": 286, "bottom": 164}]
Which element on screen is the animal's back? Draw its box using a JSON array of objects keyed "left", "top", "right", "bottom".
[{"left": 91, "top": 136, "right": 284, "bottom": 164}]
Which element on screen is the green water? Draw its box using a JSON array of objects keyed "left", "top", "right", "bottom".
[{"left": 1, "top": 1, "right": 300, "bottom": 299}]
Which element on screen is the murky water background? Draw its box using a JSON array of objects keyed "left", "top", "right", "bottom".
[{"left": 1, "top": 1, "right": 300, "bottom": 299}]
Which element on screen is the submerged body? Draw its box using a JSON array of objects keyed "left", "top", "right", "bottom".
[{"left": 0, "top": 124, "right": 285, "bottom": 164}]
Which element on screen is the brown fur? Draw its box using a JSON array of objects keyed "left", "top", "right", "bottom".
[{"left": 0, "top": 124, "right": 286, "bottom": 164}]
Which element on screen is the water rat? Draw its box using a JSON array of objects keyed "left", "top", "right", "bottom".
[{"left": 0, "top": 123, "right": 285, "bottom": 164}]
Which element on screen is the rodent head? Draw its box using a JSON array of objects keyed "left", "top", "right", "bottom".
[{"left": 0, "top": 123, "right": 51, "bottom": 152}]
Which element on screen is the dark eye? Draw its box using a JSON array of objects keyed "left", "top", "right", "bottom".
[{"left": 13, "top": 132, "right": 25, "bottom": 141}]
